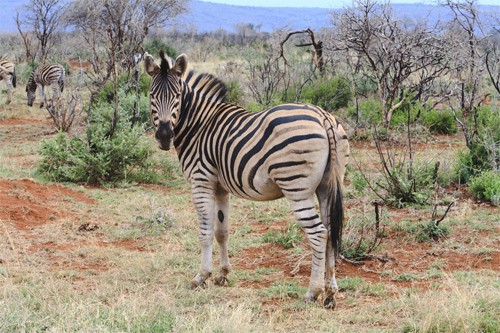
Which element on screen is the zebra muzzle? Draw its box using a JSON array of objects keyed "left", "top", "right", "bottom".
[{"left": 155, "top": 121, "right": 174, "bottom": 151}]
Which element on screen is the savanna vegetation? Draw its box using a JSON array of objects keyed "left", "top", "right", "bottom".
[{"left": 0, "top": 0, "right": 498, "bottom": 331}]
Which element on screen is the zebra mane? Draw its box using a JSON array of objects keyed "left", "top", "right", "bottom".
[
  {"left": 185, "top": 70, "right": 227, "bottom": 104},
  {"left": 159, "top": 50, "right": 172, "bottom": 76}
]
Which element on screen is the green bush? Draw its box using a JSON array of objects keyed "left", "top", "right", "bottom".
[
  {"left": 416, "top": 221, "right": 450, "bottom": 242},
  {"left": 454, "top": 143, "right": 492, "bottom": 183},
  {"left": 389, "top": 102, "right": 420, "bottom": 128},
  {"left": 422, "top": 108, "right": 458, "bottom": 134},
  {"left": 347, "top": 98, "right": 382, "bottom": 126},
  {"left": 301, "top": 76, "right": 352, "bottom": 112},
  {"left": 38, "top": 99, "right": 159, "bottom": 185},
  {"left": 224, "top": 80, "right": 244, "bottom": 105},
  {"left": 142, "top": 39, "right": 178, "bottom": 59},
  {"left": 469, "top": 171, "right": 500, "bottom": 205},
  {"left": 94, "top": 73, "right": 151, "bottom": 106}
]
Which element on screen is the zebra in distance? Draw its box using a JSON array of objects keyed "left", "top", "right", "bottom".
[
  {"left": 26, "top": 63, "right": 65, "bottom": 108},
  {"left": 0, "top": 60, "right": 17, "bottom": 104},
  {"left": 144, "top": 51, "right": 349, "bottom": 308}
]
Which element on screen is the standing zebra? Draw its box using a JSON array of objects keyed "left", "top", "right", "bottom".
[
  {"left": 26, "top": 63, "right": 65, "bottom": 108},
  {"left": 144, "top": 51, "right": 349, "bottom": 308},
  {"left": 0, "top": 60, "right": 16, "bottom": 104}
]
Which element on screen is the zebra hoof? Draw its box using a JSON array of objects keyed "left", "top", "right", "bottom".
[
  {"left": 188, "top": 280, "right": 207, "bottom": 290},
  {"left": 213, "top": 276, "right": 229, "bottom": 287},
  {"left": 323, "top": 296, "right": 336, "bottom": 310},
  {"left": 40, "top": 103, "right": 44, "bottom": 108}
]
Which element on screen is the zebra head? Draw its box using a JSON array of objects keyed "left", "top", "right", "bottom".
[{"left": 144, "top": 50, "right": 188, "bottom": 151}]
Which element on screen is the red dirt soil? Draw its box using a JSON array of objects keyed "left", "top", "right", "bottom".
[{"left": 0, "top": 179, "right": 94, "bottom": 230}]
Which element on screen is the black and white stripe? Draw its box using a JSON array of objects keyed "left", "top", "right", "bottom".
[
  {"left": 0, "top": 60, "right": 16, "bottom": 104},
  {"left": 144, "top": 51, "right": 350, "bottom": 308},
  {"left": 26, "top": 63, "right": 65, "bottom": 107}
]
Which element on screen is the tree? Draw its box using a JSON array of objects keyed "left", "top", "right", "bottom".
[
  {"left": 16, "top": 0, "right": 66, "bottom": 62},
  {"left": 64, "top": 0, "right": 187, "bottom": 135},
  {"left": 331, "top": 0, "right": 452, "bottom": 127}
]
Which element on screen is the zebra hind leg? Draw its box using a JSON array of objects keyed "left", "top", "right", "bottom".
[
  {"left": 213, "top": 190, "right": 231, "bottom": 286},
  {"left": 289, "top": 197, "right": 328, "bottom": 303}
]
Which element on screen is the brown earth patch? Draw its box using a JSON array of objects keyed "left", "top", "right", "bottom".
[
  {"left": 0, "top": 118, "right": 51, "bottom": 126},
  {"left": 0, "top": 179, "right": 94, "bottom": 230}
]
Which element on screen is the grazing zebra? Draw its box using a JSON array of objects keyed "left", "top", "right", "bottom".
[
  {"left": 0, "top": 60, "right": 16, "bottom": 104},
  {"left": 26, "top": 63, "right": 65, "bottom": 108},
  {"left": 144, "top": 51, "right": 349, "bottom": 308}
]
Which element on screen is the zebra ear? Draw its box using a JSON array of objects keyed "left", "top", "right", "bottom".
[
  {"left": 172, "top": 54, "right": 188, "bottom": 77},
  {"left": 143, "top": 52, "right": 160, "bottom": 76}
]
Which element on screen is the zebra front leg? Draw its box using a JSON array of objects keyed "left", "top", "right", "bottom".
[
  {"left": 213, "top": 189, "right": 230, "bottom": 286},
  {"left": 6, "top": 79, "right": 12, "bottom": 104},
  {"left": 290, "top": 198, "right": 328, "bottom": 302},
  {"left": 38, "top": 84, "right": 45, "bottom": 108},
  {"left": 189, "top": 184, "right": 215, "bottom": 289}
]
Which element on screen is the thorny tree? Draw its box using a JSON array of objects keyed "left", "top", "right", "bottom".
[
  {"left": 64, "top": 0, "right": 187, "bottom": 137},
  {"left": 331, "top": 0, "right": 452, "bottom": 127},
  {"left": 16, "top": 0, "right": 66, "bottom": 62}
]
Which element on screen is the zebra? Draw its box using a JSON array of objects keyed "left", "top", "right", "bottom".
[
  {"left": 0, "top": 60, "right": 16, "bottom": 104},
  {"left": 26, "top": 64, "right": 65, "bottom": 108},
  {"left": 144, "top": 51, "right": 350, "bottom": 308}
]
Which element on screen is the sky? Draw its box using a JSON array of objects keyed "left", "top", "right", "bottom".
[{"left": 200, "top": 0, "right": 500, "bottom": 8}]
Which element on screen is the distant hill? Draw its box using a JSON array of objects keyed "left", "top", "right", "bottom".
[{"left": 0, "top": 0, "right": 498, "bottom": 33}]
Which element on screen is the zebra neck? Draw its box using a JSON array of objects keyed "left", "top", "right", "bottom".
[
  {"left": 27, "top": 72, "right": 37, "bottom": 91},
  {"left": 173, "top": 84, "right": 223, "bottom": 177}
]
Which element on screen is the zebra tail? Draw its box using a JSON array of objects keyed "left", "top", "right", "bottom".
[
  {"left": 324, "top": 116, "right": 345, "bottom": 257},
  {"left": 12, "top": 68, "right": 16, "bottom": 88},
  {"left": 328, "top": 174, "right": 343, "bottom": 257}
]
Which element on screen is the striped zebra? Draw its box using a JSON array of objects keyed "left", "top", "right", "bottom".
[
  {"left": 0, "top": 60, "right": 16, "bottom": 104},
  {"left": 144, "top": 51, "right": 349, "bottom": 308},
  {"left": 26, "top": 64, "right": 65, "bottom": 108}
]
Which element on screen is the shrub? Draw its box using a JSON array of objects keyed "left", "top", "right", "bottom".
[
  {"left": 224, "top": 80, "right": 244, "bottom": 105},
  {"left": 390, "top": 102, "right": 420, "bottom": 128},
  {"left": 422, "top": 108, "right": 458, "bottom": 134},
  {"left": 454, "top": 143, "right": 492, "bottom": 183},
  {"left": 38, "top": 100, "right": 158, "bottom": 185},
  {"left": 347, "top": 98, "right": 382, "bottom": 127},
  {"left": 469, "top": 171, "right": 500, "bottom": 205},
  {"left": 94, "top": 72, "right": 151, "bottom": 106},
  {"left": 301, "top": 75, "right": 352, "bottom": 112},
  {"left": 416, "top": 221, "right": 450, "bottom": 242},
  {"left": 143, "top": 39, "right": 178, "bottom": 59},
  {"left": 376, "top": 161, "right": 437, "bottom": 207}
]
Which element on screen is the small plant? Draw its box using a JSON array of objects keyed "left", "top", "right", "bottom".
[
  {"left": 262, "top": 281, "right": 305, "bottom": 299},
  {"left": 338, "top": 277, "right": 364, "bottom": 291},
  {"left": 469, "top": 170, "right": 500, "bottom": 205},
  {"left": 342, "top": 201, "right": 385, "bottom": 260},
  {"left": 263, "top": 222, "right": 303, "bottom": 249},
  {"left": 392, "top": 272, "right": 419, "bottom": 282},
  {"left": 416, "top": 221, "right": 450, "bottom": 242},
  {"left": 350, "top": 170, "right": 368, "bottom": 194}
]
